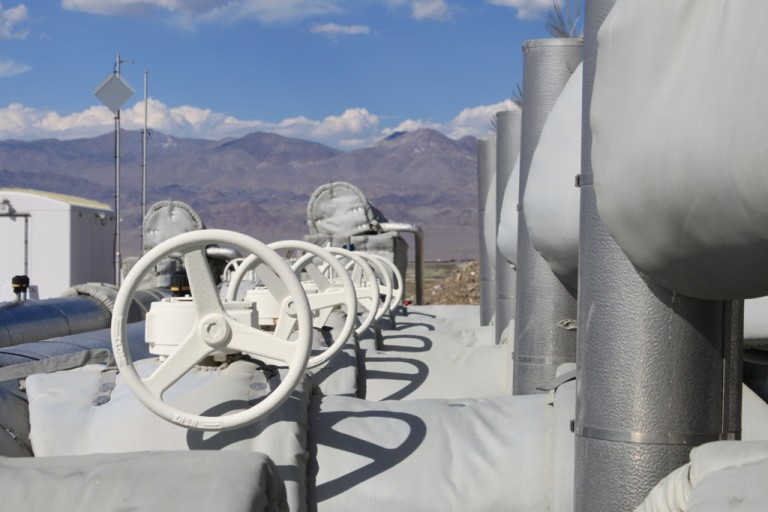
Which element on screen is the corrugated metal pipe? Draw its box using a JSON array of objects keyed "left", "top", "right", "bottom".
[
  {"left": 574, "top": 0, "right": 742, "bottom": 510},
  {"left": 495, "top": 110, "right": 521, "bottom": 343},
  {"left": 477, "top": 137, "right": 497, "bottom": 326},
  {"left": 380, "top": 222, "right": 424, "bottom": 305},
  {"left": 513, "top": 38, "right": 582, "bottom": 395}
]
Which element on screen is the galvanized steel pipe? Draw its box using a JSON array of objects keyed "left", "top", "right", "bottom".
[
  {"left": 477, "top": 137, "right": 497, "bottom": 326},
  {"left": 574, "top": 1, "right": 741, "bottom": 509},
  {"left": 513, "top": 39, "right": 582, "bottom": 394},
  {"left": 495, "top": 110, "right": 521, "bottom": 343}
]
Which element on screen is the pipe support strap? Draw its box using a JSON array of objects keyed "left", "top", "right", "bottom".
[{"left": 574, "top": 423, "right": 735, "bottom": 445}]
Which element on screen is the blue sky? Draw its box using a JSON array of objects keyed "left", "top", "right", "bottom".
[{"left": 0, "top": 1, "right": 556, "bottom": 148}]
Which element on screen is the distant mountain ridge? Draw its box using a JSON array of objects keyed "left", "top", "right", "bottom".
[{"left": 0, "top": 128, "right": 480, "bottom": 261}]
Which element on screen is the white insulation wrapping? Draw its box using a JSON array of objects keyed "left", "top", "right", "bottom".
[
  {"left": 635, "top": 441, "right": 768, "bottom": 512},
  {"left": 496, "top": 155, "right": 521, "bottom": 266},
  {"left": 523, "top": 63, "right": 582, "bottom": 288},
  {"left": 591, "top": 0, "right": 768, "bottom": 299}
]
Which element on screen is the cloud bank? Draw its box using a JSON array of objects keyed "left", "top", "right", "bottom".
[
  {"left": 61, "top": 0, "right": 457, "bottom": 25},
  {"left": 0, "top": 97, "right": 517, "bottom": 148}
]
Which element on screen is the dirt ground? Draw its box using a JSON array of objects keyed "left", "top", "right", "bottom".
[{"left": 405, "top": 260, "right": 480, "bottom": 305}]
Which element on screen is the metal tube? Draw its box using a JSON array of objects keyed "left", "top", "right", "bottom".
[
  {"left": 115, "top": 54, "right": 122, "bottom": 286},
  {"left": 477, "top": 137, "right": 497, "bottom": 326},
  {"left": 380, "top": 222, "right": 424, "bottom": 305},
  {"left": 574, "top": 1, "right": 740, "bottom": 509},
  {"left": 142, "top": 70, "right": 148, "bottom": 255},
  {"left": 495, "top": 110, "right": 521, "bottom": 343},
  {"left": 513, "top": 39, "right": 582, "bottom": 395}
]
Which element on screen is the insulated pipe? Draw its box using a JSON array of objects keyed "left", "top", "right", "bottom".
[
  {"left": 380, "top": 222, "right": 424, "bottom": 305},
  {"left": 513, "top": 39, "right": 582, "bottom": 395},
  {"left": 0, "top": 286, "right": 170, "bottom": 348},
  {"left": 574, "top": 1, "right": 741, "bottom": 510},
  {"left": 477, "top": 137, "right": 497, "bottom": 326},
  {"left": 495, "top": 110, "right": 521, "bottom": 343}
]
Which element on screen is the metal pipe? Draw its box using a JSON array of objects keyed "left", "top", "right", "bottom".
[
  {"left": 380, "top": 222, "right": 424, "bottom": 305},
  {"left": 477, "top": 137, "right": 497, "bottom": 326},
  {"left": 142, "top": 69, "right": 148, "bottom": 255},
  {"left": 495, "top": 110, "right": 521, "bottom": 343},
  {"left": 0, "top": 286, "right": 170, "bottom": 348},
  {"left": 574, "top": 1, "right": 740, "bottom": 509},
  {"left": 513, "top": 39, "right": 582, "bottom": 395}
]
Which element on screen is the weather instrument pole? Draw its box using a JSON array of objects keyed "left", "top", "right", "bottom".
[
  {"left": 142, "top": 69, "right": 148, "bottom": 254},
  {"left": 94, "top": 54, "right": 133, "bottom": 285}
]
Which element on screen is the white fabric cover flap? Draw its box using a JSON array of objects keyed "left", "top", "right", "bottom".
[
  {"left": 306, "top": 182, "right": 385, "bottom": 237},
  {"left": 524, "top": 63, "right": 582, "bottom": 288},
  {"left": 497, "top": 155, "right": 521, "bottom": 266},
  {"left": 591, "top": 0, "right": 768, "bottom": 299},
  {"left": 309, "top": 393, "right": 553, "bottom": 512},
  {"left": 27, "top": 359, "right": 311, "bottom": 512},
  {"left": 0, "top": 451, "right": 288, "bottom": 512},
  {"left": 362, "top": 343, "right": 512, "bottom": 401}
]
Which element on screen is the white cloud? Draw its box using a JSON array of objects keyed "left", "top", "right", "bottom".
[
  {"left": 0, "top": 3, "right": 30, "bottom": 39},
  {"left": 411, "top": 0, "right": 451, "bottom": 21},
  {"left": 62, "top": 0, "right": 346, "bottom": 24},
  {"left": 310, "top": 23, "right": 370, "bottom": 37},
  {"left": 62, "top": 0, "right": 457, "bottom": 25},
  {"left": 485, "top": 0, "right": 551, "bottom": 19},
  {"left": 443, "top": 99, "right": 518, "bottom": 139},
  {"left": 0, "top": 98, "right": 515, "bottom": 147},
  {"left": 0, "top": 58, "right": 30, "bottom": 77}
]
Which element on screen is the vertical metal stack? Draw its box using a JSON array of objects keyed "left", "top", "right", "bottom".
[
  {"left": 494, "top": 110, "right": 520, "bottom": 342},
  {"left": 574, "top": 1, "right": 742, "bottom": 510},
  {"left": 513, "top": 39, "right": 582, "bottom": 395},
  {"left": 477, "top": 137, "right": 497, "bottom": 327}
]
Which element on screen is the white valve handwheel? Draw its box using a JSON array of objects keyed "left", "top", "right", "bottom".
[
  {"left": 111, "top": 229, "right": 313, "bottom": 432},
  {"left": 222, "top": 256, "right": 246, "bottom": 281},
  {"left": 322, "top": 247, "right": 380, "bottom": 336},
  {"left": 227, "top": 240, "right": 357, "bottom": 368},
  {"left": 366, "top": 253, "right": 404, "bottom": 312},
  {"left": 350, "top": 252, "right": 392, "bottom": 320}
]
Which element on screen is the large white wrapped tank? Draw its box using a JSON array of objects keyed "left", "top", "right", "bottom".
[{"left": 591, "top": 0, "right": 768, "bottom": 299}]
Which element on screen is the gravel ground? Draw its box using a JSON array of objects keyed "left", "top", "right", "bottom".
[{"left": 424, "top": 260, "right": 480, "bottom": 305}]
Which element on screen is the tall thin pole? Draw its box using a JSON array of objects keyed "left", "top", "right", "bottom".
[
  {"left": 114, "top": 53, "right": 122, "bottom": 285},
  {"left": 142, "top": 69, "right": 148, "bottom": 255}
]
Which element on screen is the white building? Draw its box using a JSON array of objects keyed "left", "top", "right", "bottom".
[{"left": 0, "top": 188, "right": 115, "bottom": 300}]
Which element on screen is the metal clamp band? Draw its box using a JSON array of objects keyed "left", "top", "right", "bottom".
[
  {"left": 574, "top": 423, "right": 727, "bottom": 446},
  {"left": 496, "top": 294, "right": 516, "bottom": 300},
  {"left": 575, "top": 174, "right": 594, "bottom": 188},
  {"left": 513, "top": 354, "right": 574, "bottom": 365}
]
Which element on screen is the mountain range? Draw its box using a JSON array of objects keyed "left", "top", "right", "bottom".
[{"left": 0, "top": 128, "right": 480, "bottom": 261}]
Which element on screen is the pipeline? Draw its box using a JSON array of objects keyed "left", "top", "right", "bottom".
[
  {"left": 0, "top": 283, "right": 170, "bottom": 348},
  {"left": 380, "top": 222, "right": 424, "bottom": 305}
]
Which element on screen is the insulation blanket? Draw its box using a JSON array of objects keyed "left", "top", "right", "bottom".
[
  {"left": 637, "top": 441, "right": 768, "bottom": 512},
  {"left": 27, "top": 359, "right": 311, "bottom": 512},
  {"left": 591, "top": 0, "right": 768, "bottom": 299},
  {"left": 309, "top": 393, "right": 553, "bottom": 512},
  {"left": 0, "top": 451, "right": 288, "bottom": 512},
  {"left": 362, "top": 343, "right": 512, "bottom": 401},
  {"left": 523, "top": 63, "right": 582, "bottom": 288}
]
